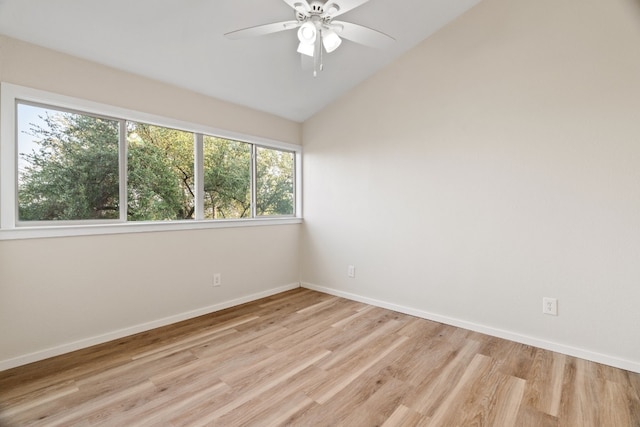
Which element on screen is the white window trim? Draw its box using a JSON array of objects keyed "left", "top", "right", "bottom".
[{"left": 0, "top": 82, "right": 302, "bottom": 240}]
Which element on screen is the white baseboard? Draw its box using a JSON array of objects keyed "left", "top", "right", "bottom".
[
  {"left": 0, "top": 282, "right": 301, "bottom": 372},
  {"left": 301, "top": 282, "right": 640, "bottom": 374}
]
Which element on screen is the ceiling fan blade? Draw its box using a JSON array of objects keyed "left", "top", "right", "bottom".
[
  {"left": 282, "top": 0, "right": 311, "bottom": 14},
  {"left": 224, "top": 20, "right": 300, "bottom": 40},
  {"left": 330, "top": 20, "right": 395, "bottom": 48},
  {"left": 323, "top": 0, "right": 370, "bottom": 18}
]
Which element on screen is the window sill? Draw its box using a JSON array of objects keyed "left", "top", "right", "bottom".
[{"left": 0, "top": 217, "right": 303, "bottom": 241}]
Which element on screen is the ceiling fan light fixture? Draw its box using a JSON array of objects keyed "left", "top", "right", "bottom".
[
  {"left": 297, "top": 41, "right": 315, "bottom": 57},
  {"left": 322, "top": 29, "right": 342, "bottom": 53},
  {"left": 297, "top": 21, "right": 316, "bottom": 45},
  {"left": 224, "top": 0, "right": 395, "bottom": 77}
]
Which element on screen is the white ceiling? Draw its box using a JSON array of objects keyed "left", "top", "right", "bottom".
[{"left": 0, "top": 0, "right": 479, "bottom": 122}]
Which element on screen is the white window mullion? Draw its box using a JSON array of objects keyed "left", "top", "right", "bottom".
[
  {"left": 0, "top": 90, "right": 17, "bottom": 229},
  {"left": 251, "top": 144, "right": 257, "bottom": 218},
  {"left": 194, "top": 133, "right": 204, "bottom": 220},
  {"left": 119, "top": 120, "right": 127, "bottom": 222},
  {"left": 295, "top": 150, "right": 302, "bottom": 217}
]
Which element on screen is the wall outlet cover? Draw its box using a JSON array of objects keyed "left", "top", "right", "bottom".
[
  {"left": 543, "top": 297, "right": 557, "bottom": 316},
  {"left": 347, "top": 265, "right": 355, "bottom": 278}
]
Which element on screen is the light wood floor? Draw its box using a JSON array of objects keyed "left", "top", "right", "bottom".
[{"left": 1, "top": 289, "right": 639, "bottom": 426}]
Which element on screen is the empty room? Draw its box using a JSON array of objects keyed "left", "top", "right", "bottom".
[{"left": 1, "top": 0, "right": 639, "bottom": 425}]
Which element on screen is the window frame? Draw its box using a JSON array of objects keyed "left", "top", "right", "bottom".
[
  {"left": 0, "top": 83, "right": 302, "bottom": 240},
  {"left": 254, "top": 144, "right": 297, "bottom": 218},
  {"left": 14, "top": 100, "right": 126, "bottom": 226}
]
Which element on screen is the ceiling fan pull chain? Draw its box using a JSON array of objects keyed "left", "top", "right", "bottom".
[
  {"left": 320, "top": 32, "right": 324, "bottom": 72},
  {"left": 313, "top": 30, "right": 321, "bottom": 77}
]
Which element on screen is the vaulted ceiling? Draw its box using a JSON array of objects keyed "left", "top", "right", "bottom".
[{"left": 0, "top": 0, "right": 480, "bottom": 122}]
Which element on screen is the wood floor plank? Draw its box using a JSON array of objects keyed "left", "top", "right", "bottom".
[
  {"left": 219, "top": 341, "right": 330, "bottom": 390},
  {"left": 515, "top": 405, "right": 560, "bottom": 427},
  {"left": 113, "top": 359, "right": 232, "bottom": 426},
  {"left": 601, "top": 380, "right": 634, "bottom": 427},
  {"left": 295, "top": 295, "right": 340, "bottom": 314},
  {"left": 488, "top": 374, "right": 526, "bottom": 426},
  {"left": 32, "top": 380, "right": 156, "bottom": 427},
  {"left": 382, "top": 404, "right": 429, "bottom": 427},
  {"left": 339, "top": 374, "right": 411, "bottom": 426},
  {"left": 130, "top": 316, "right": 254, "bottom": 361},
  {"left": 396, "top": 316, "right": 444, "bottom": 339},
  {"left": 0, "top": 288, "right": 638, "bottom": 426},
  {"left": 425, "top": 353, "right": 493, "bottom": 426},
  {"left": 131, "top": 381, "right": 229, "bottom": 427},
  {"left": 184, "top": 349, "right": 331, "bottom": 427},
  {"left": 0, "top": 380, "right": 79, "bottom": 417},
  {"left": 241, "top": 392, "right": 316, "bottom": 427},
  {"left": 212, "top": 366, "right": 324, "bottom": 426},
  {"left": 523, "top": 349, "right": 566, "bottom": 417},
  {"left": 380, "top": 329, "right": 456, "bottom": 387},
  {"left": 288, "top": 368, "right": 403, "bottom": 425},
  {"left": 316, "top": 318, "right": 404, "bottom": 371},
  {"left": 318, "top": 307, "right": 408, "bottom": 356},
  {"left": 628, "top": 373, "right": 640, "bottom": 426},
  {"left": 558, "top": 357, "right": 604, "bottom": 426},
  {"left": 310, "top": 335, "right": 409, "bottom": 404},
  {"left": 405, "top": 338, "right": 483, "bottom": 415},
  {"left": 188, "top": 324, "right": 288, "bottom": 360},
  {"left": 331, "top": 304, "right": 375, "bottom": 328}
]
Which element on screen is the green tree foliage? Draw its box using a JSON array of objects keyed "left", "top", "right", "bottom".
[
  {"left": 18, "top": 105, "right": 296, "bottom": 222},
  {"left": 256, "top": 147, "right": 294, "bottom": 216},
  {"left": 203, "top": 136, "right": 251, "bottom": 219},
  {"left": 18, "top": 110, "right": 120, "bottom": 221},
  {"left": 127, "top": 123, "right": 195, "bottom": 220}
]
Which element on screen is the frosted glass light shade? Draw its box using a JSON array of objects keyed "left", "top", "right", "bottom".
[
  {"left": 322, "top": 29, "right": 342, "bottom": 53},
  {"left": 297, "top": 41, "right": 315, "bottom": 57},
  {"left": 297, "top": 22, "right": 316, "bottom": 45}
]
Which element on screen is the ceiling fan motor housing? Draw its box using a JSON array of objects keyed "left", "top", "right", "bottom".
[
  {"left": 309, "top": 1, "right": 325, "bottom": 14},
  {"left": 297, "top": 1, "right": 340, "bottom": 26},
  {"left": 298, "top": 1, "right": 338, "bottom": 18}
]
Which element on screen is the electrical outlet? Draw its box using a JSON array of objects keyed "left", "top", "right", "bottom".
[
  {"left": 213, "top": 273, "right": 221, "bottom": 287},
  {"left": 347, "top": 265, "right": 355, "bottom": 278},
  {"left": 542, "top": 297, "right": 557, "bottom": 316}
]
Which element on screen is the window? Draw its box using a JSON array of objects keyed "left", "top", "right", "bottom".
[
  {"left": 0, "top": 83, "right": 302, "bottom": 239},
  {"left": 203, "top": 135, "right": 251, "bottom": 219},
  {"left": 256, "top": 146, "right": 295, "bottom": 216},
  {"left": 17, "top": 103, "right": 121, "bottom": 222},
  {"left": 127, "top": 123, "right": 195, "bottom": 221}
]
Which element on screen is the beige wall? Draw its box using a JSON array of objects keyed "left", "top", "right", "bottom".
[
  {"left": 0, "top": 35, "right": 301, "bottom": 368},
  {"left": 0, "top": 36, "right": 301, "bottom": 144},
  {"left": 3, "top": 0, "right": 640, "bottom": 372},
  {"left": 301, "top": 0, "right": 640, "bottom": 371}
]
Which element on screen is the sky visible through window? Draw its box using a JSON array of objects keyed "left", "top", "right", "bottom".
[{"left": 17, "top": 103, "right": 47, "bottom": 179}]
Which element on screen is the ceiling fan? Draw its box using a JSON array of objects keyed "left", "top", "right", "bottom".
[{"left": 224, "top": 0, "right": 395, "bottom": 77}]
